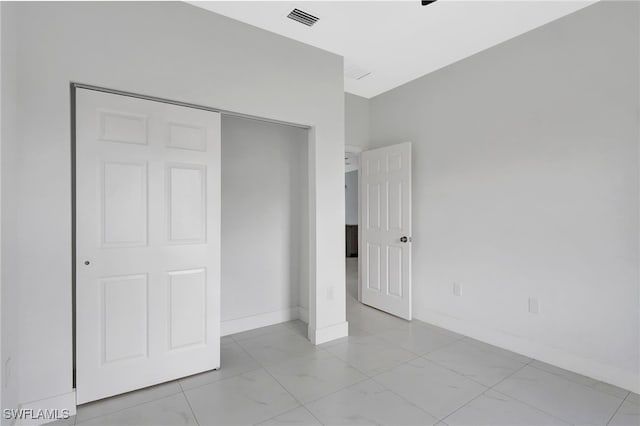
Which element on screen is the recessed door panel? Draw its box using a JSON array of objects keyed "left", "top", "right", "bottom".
[
  {"left": 102, "top": 162, "right": 148, "bottom": 247},
  {"left": 169, "top": 269, "right": 206, "bottom": 350},
  {"left": 99, "top": 111, "right": 148, "bottom": 145},
  {"left": 367, "top": 244, "right": 381, "bottom": 292},
  {"left": 387, "top": 247, "right": 402, "bottom": 298},
  {"left": 387, "top": 181, "right": 402, "bottom": 231},
  {"left": 168, "top": 123, "right": 207, "bottom": 151},
  {"left": 367, "top": 183, "right": 381, "bottom": 230},
  {"left": 388, "top": 154, "right": 402, "bottom": 172},
  {"left": 168, "top": 165, "right": 206, "bottom": 243},
  {"left": 102, "top": 274, "right": 148, "bottom": 363},
  {"left": 366, "top": 158, "right": 381, "bottom": 177}
]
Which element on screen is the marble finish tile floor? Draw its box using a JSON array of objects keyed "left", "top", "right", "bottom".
[{"left": 57, "top": 258, "right": 637, "bottom": 426}]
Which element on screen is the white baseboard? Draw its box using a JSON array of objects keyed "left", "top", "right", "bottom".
[
  {"left": 221, "top": 307, "right": 300, "bottom": 336},
  {"left": 13, "top": 391, "right": 76, "bottom": 426},
  {"left": 222, "top": 306, "right": 347, "bottom": 346},
  {"left": 416, "top": 308, "right": 640, "bottom": 394},
  {"left": 309, "top": 321, "right": 349, "bottom": 345}
]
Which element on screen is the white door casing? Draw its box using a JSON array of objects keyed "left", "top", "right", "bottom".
[
  {"left": 75, "top": 89, "right": 221, "bottom": 404},
  {"left": 360, "top": 142, "right": 412, "bottom": 320}
]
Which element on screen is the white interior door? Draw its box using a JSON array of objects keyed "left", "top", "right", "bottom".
[
  {"left": 75, "top": 88, "right": 221, "bottom": 404},
  {"left": 360, "top": 142, "right": 412, "bottom": 320}
]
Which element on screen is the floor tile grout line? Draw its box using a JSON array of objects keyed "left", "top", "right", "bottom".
[
  {"left": 422, "top": 324, "right": 631, "bottom": 401},
  {"left": 232, "top": 322, "right": 374, "bottom": 389},
  {"left": 230, "top": 342, "right": 318, "bottom": 425},
  {"left": 178, "top": 384, "right": 201, "bottom": 426},
  {"left": 526, "top": 361, "right": 631, "bottom": 400},
  {"left": 242, "top": 338, "right": 384, "bottom": 411},
  {"left": 436, "top": 356, "right": 535, "bottom": 424},
  {"left": 430, "top": 355, "right": 519, "bottom": 423},
  {"left": 232, "top": 333, "right": 310, "bottom": 411},
  {"left": 299, "top": 375, "right": 373, "bottom": 406},
  {"left": 367, "top": 369, "right": 450, "bottom": 423},
  {"left": 359, "top": 349, "right": 484, "bottom": 423},
  {"left": 484, "top": 358, "right": 575, "bottom": 425},
  {"left": 323, "top": 325, "right": 463, "bottom": 373},
  {"left": 346, "top": 350, "right": 423, "bottom": 379},
  {"left": 297, "top": 405, "right": 325, "bottom": 426},
  {"left": 487, "top": 386, "right": 577, "bottom": 426},
  {"left": 623, "top": 391, "right": 640, "bottom": 406},
  {"left": 435, "top": 385, "right": 494, "bottom": 424},
  {"left": 605, "top": 394, "right": 628, "bottom": 425},
  {"left": 74, "top": 386, "right": 185, "bottom": 424},
  {"left": 381, "top": 315, "right": 622, "bottom": 402},
  {"left": 417, "top": 347, "right": 531, "bottom": 390},
  {"left": 259, "top": 366, "right": 305, "bottom": 406},
  {"left": 486, "top": 359, "right": 586, "bottom": 426},
  {"left": 417, "top": 356, "right": 498, "bottom": 389},
  {"left": 177, "top": 359, "right": 263, "bottom": 393},
  {"left": 373, "top": 332, "right": 465, "bottom": 359},
  {"left": 233, "top": 322, "right": 439, "bottom": 417},
  {"left": 253, "top": 405, "right": 323, "bottom": 426},
  {"left": 181, "top": 349, "right": 324, "bottom": 409},
  {"left": 445, "top": 358, "right": 563, "bottom": 425}
]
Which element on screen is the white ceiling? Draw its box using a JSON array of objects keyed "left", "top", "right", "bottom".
[{"left": 191, "top": 1, "right": 594, "bottom": 98}]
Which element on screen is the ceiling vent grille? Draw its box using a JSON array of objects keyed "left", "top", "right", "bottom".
[
  {"left": 287, "top": 8, "right": 319, "bottom": 27},
  {"left": 344, "top": 60, "right": 371, "bottom": 81}
]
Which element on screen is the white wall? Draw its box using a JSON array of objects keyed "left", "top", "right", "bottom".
[
  {"left": 369, "top": 1, "right": 639, "bottom": 392},
  {"left": 1, "top": 2, "right": 20, "bottom": 418},
  {"left": 221, "top": 115, "right": 308, "bottom": 327},
  {"left": 345, "top": 171, "right": 358, "bottom": 226},
  {"left": 345, "top": 93, "right": 370, "bottom": 150},
  {"left": 2, "top": 1, "right": 346, "bottom": 411}
]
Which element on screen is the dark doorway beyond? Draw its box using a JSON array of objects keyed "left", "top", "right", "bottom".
[{"left": 346, "top": 225, "right": 358, "bottom": 257}]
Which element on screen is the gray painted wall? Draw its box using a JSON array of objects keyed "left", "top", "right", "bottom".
[
  {"left": 345, "top": 93, "right": 370, "bottom": 149},
  {"left": 1, "top": 2, "right": 20, "bottom": 415},
  {"left": 369, "top": 1, "right": 639, "bottom": 391},
  {"left": 1, "top": 1, "right": 345, "bottom": 409},
  {"left": 222, "top": 116, "right": 308, "bottom": 322},
  {"left": 345, "top": 171, "right": 358, "bottom": 225}
]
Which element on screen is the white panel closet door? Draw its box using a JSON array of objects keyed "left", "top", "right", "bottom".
[
  {"left": 360, "top": 142, "right": 412, "bottom": 320},
  {"left": 75, "top": 88, "right": 221, "bottom": 404}
]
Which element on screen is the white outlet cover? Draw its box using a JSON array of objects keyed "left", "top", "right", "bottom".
[
  {"left": 528, "top": 298, "right": 539, "bottom": 314},
  {"left": 453, "top": 283, "right": 462, "bottom": 296},
  {"left": 327, "top": 286, "right": 334, "bottom": 300}
]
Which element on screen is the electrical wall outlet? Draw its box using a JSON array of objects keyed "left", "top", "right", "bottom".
[
  {"left": 327, "top": 286, "right": 334, "bottom": 300},
  {"left": 528, "top": 297, "right": 539, "bottom": 314},
  {"left": 453, "top": 282, "right": 462, "bottom": 296}
]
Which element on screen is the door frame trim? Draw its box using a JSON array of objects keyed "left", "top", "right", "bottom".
[
  {"left": 71, "top": 83, "right": 311, "bottom": 130},
  {"left": 344, "top": 145, "right": 363, "bottom": 302}
]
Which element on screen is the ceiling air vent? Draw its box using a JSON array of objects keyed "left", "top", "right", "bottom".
[
  {"left": 287, "top": 8, "right": 319, "bottom": 27},
  {"left": 344, "top": 60, "right": 371, "bottom": 81}
]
